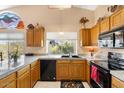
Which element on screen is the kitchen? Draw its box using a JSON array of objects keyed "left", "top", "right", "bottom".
[{"left": 0, "top": 5, "right": 124, "bottom": 88}]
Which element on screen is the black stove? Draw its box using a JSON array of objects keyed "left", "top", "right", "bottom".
[
  {"left": 90, "top": 52, "right": 124, "bottom": 88},
  {"left": 108, "top": 52, "right": 124, "bottom": 70},
  {"left": 91, "top": 52, "right": 124, "bottom": 71}
]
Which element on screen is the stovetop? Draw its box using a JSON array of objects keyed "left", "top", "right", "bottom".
[
  {"left": 91, "top": 60, "right": 110, "bottom": 71},
  {"left": 91, "top": 52, "right": 124, "bottom": 71}
]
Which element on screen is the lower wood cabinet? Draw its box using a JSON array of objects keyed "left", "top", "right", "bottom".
[
  {"left": 56, "top": 60, "right": 86, "bottom": 81},
  {"left": 17, "top": 65, "right": 31, "bottom": 88},
  {"left": 31, "top": 60, "right": 40, "bottom": 87},
  {"left": 86, "top": 61, "right": 90, "bottom": 85},
  {"left": 112, "top": 76, "right": 124, "bottom": 88},
  {"left": 0, "top": 73, "right": 16, "bottom": 88},
  {"left": 56, "top": 60, "right": 70, "bottom": 80},
  {"left": 4, "top": 80, "right": 17, "bottom": 88},
  {"left": 70, "top": 61, "right": 86, "bottom": 80}
]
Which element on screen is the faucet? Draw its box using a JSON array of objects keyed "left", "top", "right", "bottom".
[
  {"left": 0, "top": 52, "right": 3, "bottom": 61},
  {"left": 69, "top": 52, "right": 71, "bottom": 57}
]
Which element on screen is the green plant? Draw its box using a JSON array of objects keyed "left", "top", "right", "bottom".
[{"left": 11, "top": 45, "right": 20, "bottom": 62}]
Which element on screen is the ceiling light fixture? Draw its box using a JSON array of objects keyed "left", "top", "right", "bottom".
[
  {"left": 59, "top": 32, "right": 64, "bottom": 35},
  {"left": 49, "top": 5, "right": 72, "bottom": 10}
]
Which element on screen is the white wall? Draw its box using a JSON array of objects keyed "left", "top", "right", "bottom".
[
  {"left": 94, "top": 5, "right": 111, "bottom": 24},
  {"left": 0, "top": 5, "right": 95, "bottom": 54}
]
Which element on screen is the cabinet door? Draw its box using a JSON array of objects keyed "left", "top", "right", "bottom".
[
  {"left": 110, "top": 9, "right": 124, "bottom": 30},
  {"left": 79, "top": 29, "right": 91, "bottom": 46},
  {"left": 70, "top": 60, "right": 86, "bottom": 80},
  {"left": 34, "top": 27, "right": 44, "bottom": 47},
  {"left": 27, "top": 30, "right": 34, "bottom": 47},
  {"left": 112, "top": 76, "right": 124, "bottom": 88},
  {"left": 91, "top": 24, "right": 99, "bottom": 46},
  {"left": 4, "top": 80, "right": 16, "bottom": 88},
  {"left": 86, "top": 62, "right": 90, "bottom": 85},
  {"left": 100, "top": 17, "right": 110, "bottom": 33},
  {"left": 0, "top": 73, "right": 16, "bottom": 88},
  {"left": 17, "top": 71, "right": 31, "bottom": 88},
  {"left": 31, "top": 61, "right": 40, "bottom": 87},
  {"left": 56, "top": 60, "right": 70, "bottom": 80}
]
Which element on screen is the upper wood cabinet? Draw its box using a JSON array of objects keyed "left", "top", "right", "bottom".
[
  {"left": 27, "top": 29, "right": 34, "bottom": 47},
  {"left": 110, "top": 8, "right": 124, "bottom": 30},
  {"left": 91, "top": 23, "right": 100, "bottom": 46},
  {"left": 27, "top": 25, "right": 45, "bottom": 47},
  {"left": 56, "top": 60, "right": 86, "bottom": 80},
  {"left": 79, "top": 29, "right": 91, "bottom": 47},
  {"left": 100, "top": 17, "right": 110, "bottom": 33},
  {"left": 112, "top": 76, "right": 124, "bottom": 88}
]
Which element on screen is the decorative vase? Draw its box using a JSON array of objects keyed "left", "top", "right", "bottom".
[{"left": 14, "top": 58, "right": 18, "bottom": 66}]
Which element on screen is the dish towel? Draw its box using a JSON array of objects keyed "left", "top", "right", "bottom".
[{"left": 91, "top": 65, "right": 97, "bottom": 81}]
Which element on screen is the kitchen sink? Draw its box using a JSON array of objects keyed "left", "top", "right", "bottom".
[{"left": 61, "top": 55, "right": 81, "bottom": 58}]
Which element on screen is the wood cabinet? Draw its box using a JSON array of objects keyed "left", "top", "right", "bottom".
[
  {"left": 27, "top": 30, "right": 34, "bottom": 47},
  {"left": 4, "top": 80, "right": 16, "bottom": 88},
  {"left": 110, "top": 8, "right": 124, "bottom": 30},
  {"left": 0, "top": 73, "right": 16, "bottom": 88},
  {"left": 34, "top": 27, "right": 44, "bottom": 47},
  {"left": 56, "top": 60, "right": 86, "bottom": 80},
  {"left": 91, "top": 24, "right": 100, "bottom": 46},
  {"left": 56, "top": 60, "right": 70, "bottom": 80},
  {"left": 100, "top": 17, "right": 110, "bottom": 33},
  {"left": 17, "top": 65, "right": 31, "bottom": 88},
  {"left": 31, "top": 60, "right": 40, "bottom": 87},
  {"left": 112, "top": 76, "right": 124, "bottom": 88},
  {"left": 27, "top": 25, "right": 44, "bottom": 47},
  {"left": 70, "top": 60, "right": 86, "bottom": 80},
  {"left": 79, "top": 29, "right": 91, "bottom": 46},
  {"left": 86, "top": 61, "right": 90, "bottom": 85}
]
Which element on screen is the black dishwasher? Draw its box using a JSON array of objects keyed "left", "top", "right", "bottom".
[{"left": 40, "top": 60, "right": 56, "bottom": 81}]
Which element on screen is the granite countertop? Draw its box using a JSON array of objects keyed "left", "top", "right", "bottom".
[
  {"left": 110, "top": 70, "right": 124, "bottom": 82},
  {"left": 0, "top": 55, "right": 87, "bottom": 79},
  {"left": 0, "top": 54, "right": 109, "bottom": 79},
  {"left": 0, "top": 55, "right": 41, "bottom": 79}
]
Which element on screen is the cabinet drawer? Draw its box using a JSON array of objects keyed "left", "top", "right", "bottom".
[
  {"left": 0, "top": 73, "right": 16, "bottom": 88},
  {"left": 31, "top": 60, "right": 39, "bottom": 68},
  {"left": 57, "top": 60, "right": 70, "bottom": 63},
  {"left": 112, "top": 76, "right": 124, "bottom": 88},
  {"left": 17, "top": 65, "right": 30, "bottom": 77},
  {"left": 4, "top": 80, "right": 17, "bottom": 88}
]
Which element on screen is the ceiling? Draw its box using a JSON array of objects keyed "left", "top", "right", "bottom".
[
  {"left": 74, "top": 5, "right": 98, "bottom": 11},
  {"left": 48, "top": 5, "right": 98, "bottom": 11},
  {"left": 0, "top": 5, "right": 98, "bottom": 11}
]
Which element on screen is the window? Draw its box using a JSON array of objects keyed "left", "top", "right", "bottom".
[
  {"left": 46, "top": 32, "right": 77, "bottom": 54},
  {"left": 0, "top": 12, "right": 24, "bottom": 29}
]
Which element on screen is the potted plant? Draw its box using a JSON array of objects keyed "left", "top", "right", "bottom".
[{"left": 11, "top": 45, "right": 20, "bottom": 64}]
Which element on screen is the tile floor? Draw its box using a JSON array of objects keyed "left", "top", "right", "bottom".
[{"left": 34, "top": 81, "right": 90, "bottom": 88}]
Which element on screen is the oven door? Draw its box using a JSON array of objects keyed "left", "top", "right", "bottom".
[{"left": 90, "top": 63, "right": 111, "bottom": 88}]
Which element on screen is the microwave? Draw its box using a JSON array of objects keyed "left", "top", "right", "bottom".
[
  {"left": 99, "top": 27, "right": 124, "bottom": 48},
  {"left": 98, "top": 33, "right": 114, "bottom": 48},
  {"left": 114, "top": 30, "right": 124, "bottom": 48}
]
